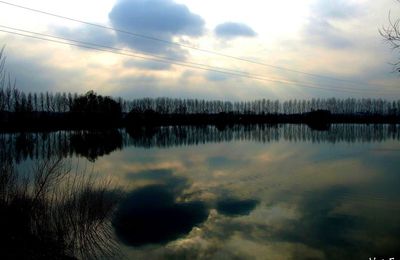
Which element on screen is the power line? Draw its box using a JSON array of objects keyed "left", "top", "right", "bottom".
[
  {"left": 0, "top": 0, "right": 386, "bottom": 88},
  {"left": 2, "top": 24, "right": 388, "bottom": 94},
  {"left": 1, "top": 27, "right": 398, "bottom": 96},
  {"left": 0, "top": 29, "right": 267, "bottom": 80},
  {"left": 0, "top": 28, "right": 385, "bottom": 95},
  {"left": 0, "top": 25, "right": 283, "bottom": 82}
]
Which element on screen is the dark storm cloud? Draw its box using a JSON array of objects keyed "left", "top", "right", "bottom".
[
  {"left": 215, "top": 22, "right": 257, "bottom": 39},
  {"left": 108, "top": 0, "right": 205, "bottom": 59}
]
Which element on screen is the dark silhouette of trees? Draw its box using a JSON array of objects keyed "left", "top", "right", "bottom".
[
  {"left": 380, "top": 0, "right": 400, "bottom": 72},
  {"left": 0, "top": 54, "right": 399, "bottom": 123},
  {"left": 0, "top": 86, "right": 123, "bottom": 128},
  {"left": 70, "top": 90, "right": 121, "bottom": 116},
  {"left": 122, "top": 97, "right": 400, "bottom": 117},
  {"left": 0, "top": 47, "right": 16, "bottom": 114},
  {"left": 67, "top": 91, "right": 122, "bottom": 127},
  {"left": 1, "top": 87, "right": 400, "bottom": 116},
  {"left": 0, "top": 88, "right": 399, "bottom": 129},
  {"left": 1, "top": 56, "right": 399, "bottom": 130}
]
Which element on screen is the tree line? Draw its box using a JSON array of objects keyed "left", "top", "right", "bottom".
[
  {"left": 125, "top": 97, "right": 400, "bottom": 116},
  {"left": 1, "top": 86, "right": 400, "bottom": 116},
  {"left": 0, "top": 87, "right": 118, "bottom": 113}
]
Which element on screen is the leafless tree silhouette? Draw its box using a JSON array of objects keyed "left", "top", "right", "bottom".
[
  {"left": 380, "top": 0, "right": 400, "bottom": 72},
  {"left": 0, "top": 157, "right": 122, "bottom": 259}
]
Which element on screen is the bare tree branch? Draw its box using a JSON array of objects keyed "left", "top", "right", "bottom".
[{"left": 380, "top": 3, "right": 400, "bottom": 73}]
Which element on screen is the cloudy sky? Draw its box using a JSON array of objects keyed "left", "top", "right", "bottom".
[{"left": 0, "top": 0, "right": 399, "bottom": 100}]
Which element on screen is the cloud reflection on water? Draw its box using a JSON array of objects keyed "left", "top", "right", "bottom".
[
  {"left": 108, "top": 135, "right": 400, "bottom": 259},
  {"left": 3, "top": 125, "right": 400, "bottom": 259}
]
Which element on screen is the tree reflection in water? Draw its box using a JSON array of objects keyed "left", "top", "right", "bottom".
[
  {"left": 0, "top": 124, "right": 399, "bottom": 163},
  {"left": 0, "top": 157, "right": 122, "bottom": 259},
  {"left": 70, "top": 130, "right": 123, "bottom": 162},
  {"left": 126, "top": 124, "right": 400, "bottom": 147}
]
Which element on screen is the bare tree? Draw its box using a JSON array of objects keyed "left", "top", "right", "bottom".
[
  {"left": 380, "top": 0, "right": 400, "bottom": 72},
  {"left": 0, "top": 46, "right": 6, "bottom": 112}
]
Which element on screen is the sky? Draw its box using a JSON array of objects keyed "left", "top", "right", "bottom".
[{"left": 0, "top": 0, "right": 399, "bottom": 100}]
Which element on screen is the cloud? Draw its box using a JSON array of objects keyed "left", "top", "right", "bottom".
[
  {"left": 311, "top": 0, "right": 360, "bottom": 20},
  {"left": 216, "top": 199, "right": 259, "bottom": 217},
  {"left": 215, "top": 22, "right": 257, "bottom": 39},
  {"left": 302, "top": 0, "right": 363, "bottom": 49},
  {"left": 108, "top": 0, "right": 205, "bottom": 59},
  {"left": 5, "top": 49, "right": 86, "bottom": 93},
  {"left": 51, "top": 0, "right": 205, "bottom": 63},
  {"left": 109, "top": 0, "right": 204, "bottom": 37},
  {"left": 126, "top": 169, "right": 174, "bottom": 180},
  {"left": 112, "top": 185, "right": 209, "bottom": 246},
  {"left": 205, "top": 72, "right": 229, "bottom": 82},
  {"left": 124, "top": 59, "right": 172, "bottom": 71},
  {"left": 50, "top": 26, "right": 116, "bottom": 47},
  {"left": 125, "top": 168, "right": 189, "bottom": 193},
  {"left": 207, "top": 156, "right": 236, "bottom": 168},
  {"left": 265, "top": 186, "right": 400, "bottom": 259},
  {"left": 304, "top": 17, "right": 352, "bottom": 49},
  {"left": 275, "top": 187, "right": 357, "bottom": 250}
]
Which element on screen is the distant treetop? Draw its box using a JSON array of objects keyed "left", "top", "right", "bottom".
[{"left": 70, "top": 91, "right": 121, "bottom": 116}]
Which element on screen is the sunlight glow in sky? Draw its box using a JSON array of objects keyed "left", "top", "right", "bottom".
[{"left": 0, "top": 0, "right": 399, "bottom": 100}]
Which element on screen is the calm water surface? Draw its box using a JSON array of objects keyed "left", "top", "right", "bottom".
[{"left": 2, "top": 124, "right": 400, "bottom": 259}]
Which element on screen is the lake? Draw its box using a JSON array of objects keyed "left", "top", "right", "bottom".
[{"left": 1, "top": 124, "right": 399, "bottom": 259}]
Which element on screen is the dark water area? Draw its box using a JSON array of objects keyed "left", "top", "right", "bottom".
[{"left": 1, "top": 124, "right": 400, "bottom": 259}]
